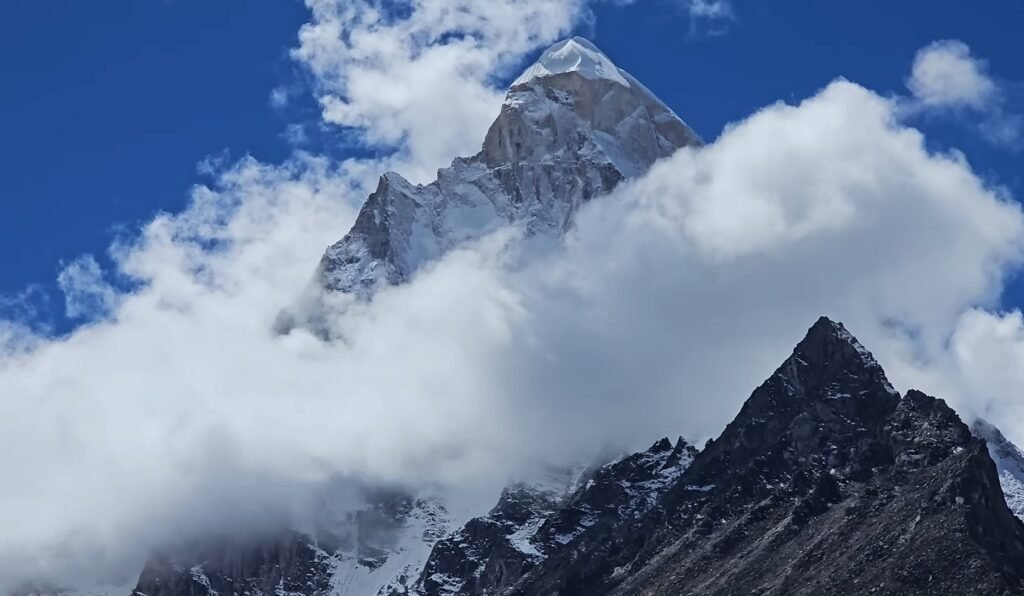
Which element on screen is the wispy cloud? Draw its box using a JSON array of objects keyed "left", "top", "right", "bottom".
[
  {"left": 269, "top": 85, "right": 292, "bottom": 109},
  {"left": 685, "top": 0, "right": 733, "bottom": 22},
  {"left": 907, "top": 39, "right": 1022, "bottom": 149},
  {"left": 611, "top": 0, "right": 736, "bottom": 36},
  {"left": 57, "top": 255, "right": 119, "bottom": 321}
]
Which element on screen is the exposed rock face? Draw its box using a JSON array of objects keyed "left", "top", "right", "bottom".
[
  {"left": 134, "top": 532, "right": 333, "bottom": 596},
  {"left": 305, "top": 37, "right": 700, "bottom": 303},
  {"left": 408, "top": 440, "right": 696, "bottom": 596},
  {"left": 974, "top": 419, "right": 1024, "bottom": 520}
]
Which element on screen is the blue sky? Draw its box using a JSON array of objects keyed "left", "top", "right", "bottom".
[{"left": 1, "top": 0, "right": 1022, "bottom": 331}]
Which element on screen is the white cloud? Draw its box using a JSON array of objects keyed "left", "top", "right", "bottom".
[
  {"left": 908, "top": 40, "right": 997, "bottom": 110},
  {"left": 980, "top": 112, "right": 1024, "bottom": 148},
  {"left": 0, "top": 285, "right": 53, "bottom": 337},
  {"left": 610, "top": 0, "right": 734, "bottom": 34},
  {"left": 291, "top": 0, "right": 586, "bottom": 182},
  {"left": 4, "top": 9, "right": 1024, "bottom": 594},
  {"left": 894, "top": 309, "right": 1024, "bottom": 430},
  {"left": 907, "top": 39, "right": 1022, "bottom": 148},
  {"left": 685, "top": 0, "right": 733, "bottom": 22},
  {"left": 495, "top": 80, "right": 1023, "bottom": 448},
  {"left": 57, "top": 255, "right": 119, "bottom": 321},
  {"left": 269, "top": 85, "right": 292, "bottom": 109},
  {"left": 283, "top": 122, "right": 310, "bottom": 146}
]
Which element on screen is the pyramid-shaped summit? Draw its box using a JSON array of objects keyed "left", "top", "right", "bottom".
[
  {"left": 444, "top": 318, "right": 1024, "bottom": 595},
  {"left": 783, "top": 315, "right": 898, "bottom": 398},
  {"left": 279, "top": 37, "right": 701, "bottom": 333}
]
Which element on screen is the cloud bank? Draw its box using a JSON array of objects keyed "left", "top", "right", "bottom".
[
  {"left": 1, "top": 4, "right": 1024, "bottom": 592},
  {"left": 504, "top": 80, "right": 1023, "bottom": 449}
]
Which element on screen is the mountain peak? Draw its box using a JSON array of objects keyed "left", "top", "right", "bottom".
[
  {"left": 285, "top": 34, "right": 701, "bottom": 331},
  {"left": 512, "top": 36, "right": 630, "bottom": 89},
  {"left": 802, "top": 315, "right": 863, "bottom": 351},
  {"left": 687, "top": 318, "right": 901, "bottom": 486},
  {"left": 788, "top": 316, "right": 898, "bottom": 396}
]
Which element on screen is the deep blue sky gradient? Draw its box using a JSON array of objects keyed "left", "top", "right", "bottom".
[{"left": 2, "top": 0, "right": 1021, "bottom": 330}]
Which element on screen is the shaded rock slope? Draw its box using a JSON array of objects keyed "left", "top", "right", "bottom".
[
  {"left": 315, "top": 37, "right": 700, "bottom": 298},
  {"left": 490, "top": 318, "right": 1024, "bottom": 596},
  {"left": 974, "top": 419, "right": 1024, "bottom": 521}
]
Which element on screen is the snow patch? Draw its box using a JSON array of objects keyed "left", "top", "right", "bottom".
[
  {"left": 507, "top": 515, "right": 546, "bottom": 558},
  {"left": 974, "top": 421, "right": 1024, "bottom": 520},
  {"left": 513, "top": 37, "right": 630, "bottom": 88},
  {"left": 190, "top": 566, "right": 216, "bottom": 595},
  {"left": 328, "top": 497, "right": 457, "bottom": 596}
]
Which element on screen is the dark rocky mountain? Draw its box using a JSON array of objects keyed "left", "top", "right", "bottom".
[
  {"left": 406, "top": 440, "right": 697, "bottom": 596},
  {"left": 443, "top": 317, "right": 1024, "bottom": 596},
  {"left": 134, "top": 531, "right": 333, "bottom": 596}
]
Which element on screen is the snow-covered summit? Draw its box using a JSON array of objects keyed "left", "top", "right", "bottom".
[
  {"left": 276, "top": 36, "right": 701, "bottom": 333},
  {"left": 512, "top": 36, "right": 631, "bottom": 88}
]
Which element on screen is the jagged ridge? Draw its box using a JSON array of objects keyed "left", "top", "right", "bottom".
[{"left": 493, "top": 318, "right": 1024, "bottom": 596}]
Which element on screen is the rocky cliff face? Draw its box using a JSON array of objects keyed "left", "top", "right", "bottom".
[
  {"left": 974, "top": 419, "right": 1024, "bottom": 520},
  {"left": 275, "top": 36, "right": 701, "bottom": 335},
  {"left": 406, "top": 440, "right": 696, "bottom": 596},
  {"left": 133, "top": 491, "right": 452, "bottom": 596}
]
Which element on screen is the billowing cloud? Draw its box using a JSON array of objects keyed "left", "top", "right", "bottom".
[
  {"left": 350, "top": 75, "right": 1024, "bottom": 456},
  {"left": 2, "top": 7, "right": 1024, "bottom": 594},
  {"left": 499, "top": 80, "right": 1023, "bottom": 449},
  {"left": 291, "top": 0, "right": 586, "bottom": 182}
]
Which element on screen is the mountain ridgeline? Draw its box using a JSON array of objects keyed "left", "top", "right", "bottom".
[
  {"left": 120, "top": 38, "right": 1024, "bottom": 595},
  {"left": 275, "top": 37, "right": 701, "bottom": 335}
]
